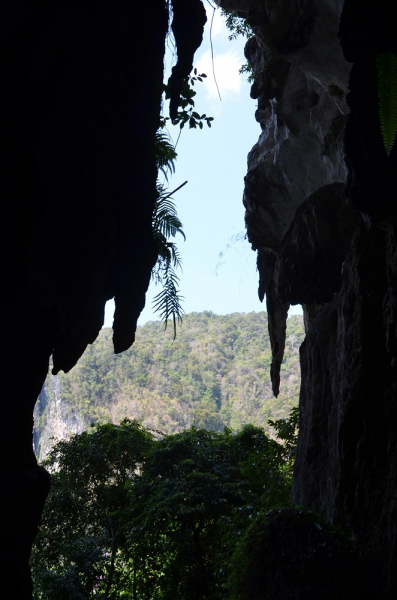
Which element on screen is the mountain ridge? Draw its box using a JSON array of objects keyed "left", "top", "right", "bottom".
[{"left": 34, "top": 311, "right": 304, "bottom": 460}]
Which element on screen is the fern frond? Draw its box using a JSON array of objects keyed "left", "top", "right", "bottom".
[
  {"left": 155, "top": 213, "right": 184, "bottom": 239},
  {"left": 151, "top": 181, "right": 186, "bottom": 336},
  {"left": 155, "top": 130, "right": 177, "bottom": 180},
  {"left": 376, "top": 52, "right": 397, "bottom": 156},
  {"left": 153, "top": 189, "right": 186, "bottom": 241},
  {"left": 168, "top": 242, "right": 183, "bottom": 270},
  {"left": 152, "top": 265, "right": 184, "bottom": 339}
]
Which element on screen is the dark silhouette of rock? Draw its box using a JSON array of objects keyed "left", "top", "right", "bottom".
[
  {"left": 4, "top": 0, "right": 397, "bottom": 596},
  {"left": 168, "top": 0, "right": 207, "bottom": 122},
  {"left": 0, "top": 2, "right": 205, "bottom": 597},
  {"left": 293, "top": 224, "right": 397, "bottom": 597}
]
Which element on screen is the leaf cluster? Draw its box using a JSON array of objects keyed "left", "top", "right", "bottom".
[
  {"left": 32, "top": 420, "right": 154, "bottom": 599},
  {"left": 155, "top": 130, "right": 177, "bottom": 181},
  {"left": 163, "top": 71, "right": 214, "bottom": 130},
  {"left": 220, "top": 9, "right": 254, "bottom": 83},
  {"left": 152, "top": 64, "right": 214, "bottom": 332},
  {"left": 228, "top": 507, "right": 363, "bottom": 600},
  {"left": 220, "top": 10, "right": 253, "bottom": 42}
]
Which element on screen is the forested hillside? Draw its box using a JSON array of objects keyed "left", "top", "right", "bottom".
[{"left": 34, "top": 312, "right": 304, "bottom": 459}]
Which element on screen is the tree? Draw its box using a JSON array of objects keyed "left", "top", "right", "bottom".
[
  {"left": 120, "top": 425, "right": 291, "bottom": 599},
  {"left": 31, "top": 420, "right": 154, "bottom": 599},
  {"left": 31, "top": 416, "right": 296, "bottom": 599}
]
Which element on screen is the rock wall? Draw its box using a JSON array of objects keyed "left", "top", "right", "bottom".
[
  {"left": 294, "top": 224, "right": 397, "bottom": 596},
  {"left": 33, "top": 375, "right": 86, "bottom": 461},
  {"left": 1, "top": 2, "right": 206, "bottom": 597},
  {"left": 218, "top": 0, "right": 352, "bottom": 395},
  {"left": 218, "top": 0, "right": 397, "bottom": 596}
]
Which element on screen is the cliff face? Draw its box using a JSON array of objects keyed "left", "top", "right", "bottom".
[
  {"left": 34, "top": 375, "right": 86, "bottom": 461},
  {"left": 294, "top": 225, "right": 397, "bottom": 595},
  {"left": 241, "top": 0, "right": 353, "bottom": 395},
  {"left": 217, "top": 0, "right": 397, "bottom": 596}
]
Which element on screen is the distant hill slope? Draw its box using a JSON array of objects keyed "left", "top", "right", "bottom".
[{"left": 34, "top": 311, "right": 304, "bottom": 459}]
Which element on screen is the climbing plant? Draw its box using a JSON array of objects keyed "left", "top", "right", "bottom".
[
  {"left": 162, "top": 70, "right": 214, "bottom": 131},
  {"left": 376, "top": 51, "right": 397, "bottom": 156}
]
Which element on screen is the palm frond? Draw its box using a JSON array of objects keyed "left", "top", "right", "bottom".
[{"left": 376, "top": 52, "right": 397, "bottom": 156}]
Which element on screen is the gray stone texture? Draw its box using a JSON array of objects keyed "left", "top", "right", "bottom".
[{"left": 232, "top": 0, "right": 397, "bottom": 595}]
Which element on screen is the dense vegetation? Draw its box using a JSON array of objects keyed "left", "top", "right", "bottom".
[
  {"left": 34, "top": 312, "right": 304, "bottom": 458},
  {"left": 31, "top": 417, "right": 297, "bottom": 599}
]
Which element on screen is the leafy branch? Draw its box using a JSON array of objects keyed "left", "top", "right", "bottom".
[
  {"left": 162, "top": 70, "right": 214, "bottom": 131},
  {"left": 221, "top": 9, "right": 253, "bottom": 41}
]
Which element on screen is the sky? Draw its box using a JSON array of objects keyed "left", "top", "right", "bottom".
[{"left": 104, "top": 5, "right": 302, "bottom": 328}]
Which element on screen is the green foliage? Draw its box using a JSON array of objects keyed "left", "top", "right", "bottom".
[
  {"left": 152, "top": 68, "right": 214, "bottom": 330},
  {"left": 155, "top": 130, "right": 177, "bottom": 181},
  {"left": 31, "top": 420, "right": 154, "bottom": 599},
  {"left": 152, "top": 183, "right": 186, "bottom": 338},
  {"left": 34, "top": 313, "right": 304, "bottom": 459},
  {"left": 162, "top": 70, "right": 214, "bottom": 131},
  {"left": 268, "top": 405, "right": 299, "bottom": 458},
  {"left": 130, "top": 425, "right": 291, "bottom": 599},
  {"left": 228, "top": 507, "right": 363, "bottom": 600},
  {"left": 221, "top": 10, "right": 253, "bottom": 42},
  {"left": 32, "top": 420, "right": 294, "bottom": 599},
  {"left": 376, "top": 51, "right": 397, "bottom": 156},
  {"left": 220, "top": 9, "right": 254, "bottom": 83}
]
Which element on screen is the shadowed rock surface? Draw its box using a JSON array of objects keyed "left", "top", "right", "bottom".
[
  {"left": 218, "top": 0, "right": 397, "bottom": 596},
  {"left": 1, "top": 2, "right": 205, "bottom": 597},
  {"left": 294, "top": 224, "right": 397, "bottom": 596},
  {"left": 237, "top": 0, "right": 351, "bottom": 390},
  {"left": 274, "top": 183, "right": 363, "bottom": 305}
]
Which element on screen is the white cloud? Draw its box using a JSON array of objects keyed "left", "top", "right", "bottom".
[
  {"left": 204, "top": 5, "right": 229, "bottom": 41},
  {"left": 195, "top": 49, "right": 243, "bottom": 100}
]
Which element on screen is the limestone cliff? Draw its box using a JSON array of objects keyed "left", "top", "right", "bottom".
[
  {"left": 33, "top": 374, "right": 85, "bottom": 461},
  {"left": 218, "top": 0, "right": 397, "bottom": 596}
]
